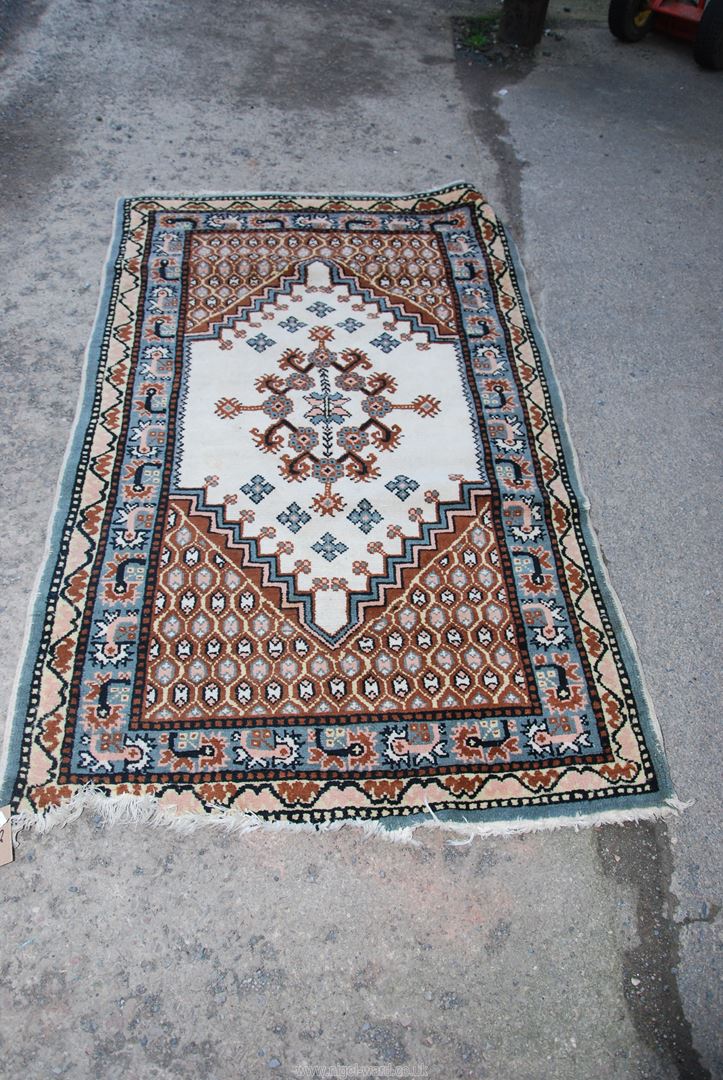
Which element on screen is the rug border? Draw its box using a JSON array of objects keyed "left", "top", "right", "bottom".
[
  {"left": 0, "top": 186, "right": 677, "bottom": 834},
  {"left": 380, "top": 222, "right": 676, "bottom": 832},
  {"left": 0, "top": 199, "right": 128, "bottom": 807},
  {"left": 492, "top": 228, "right": 674, "bottom": 803}
]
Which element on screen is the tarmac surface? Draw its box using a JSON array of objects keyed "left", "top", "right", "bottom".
[{"left": 0, "top": 2, "right": 721, "bottom": 1078}]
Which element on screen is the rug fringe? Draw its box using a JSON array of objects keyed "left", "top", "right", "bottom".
[{"left": 10, "top": 789, "right": 690, "bottom": 846}]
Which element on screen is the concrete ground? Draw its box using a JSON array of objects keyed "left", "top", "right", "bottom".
[{"left": 0, "top": 1, "right": 721, "bottom": 1077}]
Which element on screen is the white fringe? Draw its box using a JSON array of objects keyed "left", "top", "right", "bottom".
[{"left": 9, "top": 789, "right": 691, "bottom": 846}]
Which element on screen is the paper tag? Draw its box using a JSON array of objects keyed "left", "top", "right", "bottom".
[{"left": 0, "top": 806, "right": 14, "bottom": 867}]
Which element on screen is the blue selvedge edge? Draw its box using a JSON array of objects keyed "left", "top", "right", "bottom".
[
  {"left": 0, "top": 193, "right": 675, "bottom": 829},
  {"left": 379, "top": 222, "right": 676, "bottom": 831},
  {"left": 0, "top": 198, "right": 128, "bottom": 806}
]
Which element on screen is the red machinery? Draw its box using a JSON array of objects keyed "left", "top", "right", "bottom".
[{"left": 608, "top": 0, "right": 723, "bottom": 67}]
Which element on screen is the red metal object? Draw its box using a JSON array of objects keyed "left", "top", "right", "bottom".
[{"left": 649, "top": 0, "right": 706, "bottom": 41}]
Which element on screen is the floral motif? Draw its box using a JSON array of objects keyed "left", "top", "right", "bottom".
[{"left": 215, "top": 326, "right": 441, "bottom": 516}]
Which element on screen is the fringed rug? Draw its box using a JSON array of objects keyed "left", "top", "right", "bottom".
[{"left": 0, "top": 185, "right": 674, "bottom": 836}]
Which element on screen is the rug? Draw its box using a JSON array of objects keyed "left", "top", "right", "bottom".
[{"left": 0, "top": 184, "right": 675, "bottom": 835}]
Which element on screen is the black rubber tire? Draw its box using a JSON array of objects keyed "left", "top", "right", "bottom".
[
  {"left": 608, "top": 0, "right": 653, "bottom": 41},
  {"left": 694, "top": 0, "right": 723, "bottom": 69}
]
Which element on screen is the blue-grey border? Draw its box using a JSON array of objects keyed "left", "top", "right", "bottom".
[
  {"left": 380, "top": 222, "right": 676, "bottom": 832},
  {"left": 0, "top": 198, "right": 128, "bottom": 806}
]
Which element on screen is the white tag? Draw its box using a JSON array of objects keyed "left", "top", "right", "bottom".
[{"left": 0, "top": 806, "right": 14, "bottom": 867}]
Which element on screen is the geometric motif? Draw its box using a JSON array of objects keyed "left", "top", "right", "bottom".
[
  {"left": 337, "top": 318, "right": 363, "bottom": 334},
  {"left": 1, "top": 185, "right": 673, "bottom": 831},
  {"left": 348, "top": 499, "right": 383, "bottom": 534},
  {"left": 311, "top": 533, "right": 348, "bottom": 562},
  {"left": 386, "top": 475, "right": 419, "bottom": 502},
  {"left": 279, "top": 316, "right": 307, "bottom": 333},
  {"left": 144, "top": 491, "right": 531, "bottom": 725},
  {"left": 276, "top": 502, "right": 311, "bottom": 534},
  {"left": 240, "top": 474, "right": 274, "bottom": 504},
  {"left": 246, "top": 333, "right": 276, "bottom": 352},
  {"left": 370, "top": 332, "right": 401, "bottom": 353}
]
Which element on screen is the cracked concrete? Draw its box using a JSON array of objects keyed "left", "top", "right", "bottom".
[{"left": 0, "top": 1, "right": 720, "bottom": 1077}]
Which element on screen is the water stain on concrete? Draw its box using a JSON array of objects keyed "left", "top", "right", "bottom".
[
  {"left": 453, "top": 22, "right": 532, "bottom": 237},
  {"left": 597, "top": 823, "right": 712, "bottom": 1080},
  {"left": 0, "top": 0, "right": 49, "bottom": 60}
]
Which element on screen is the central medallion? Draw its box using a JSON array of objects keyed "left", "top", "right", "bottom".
[
  {"left": 174, "top": 259, "right": 485, "bottom": 638},
  {"left": 214, "top": 321, "right": 442, "bottom": 518}
]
